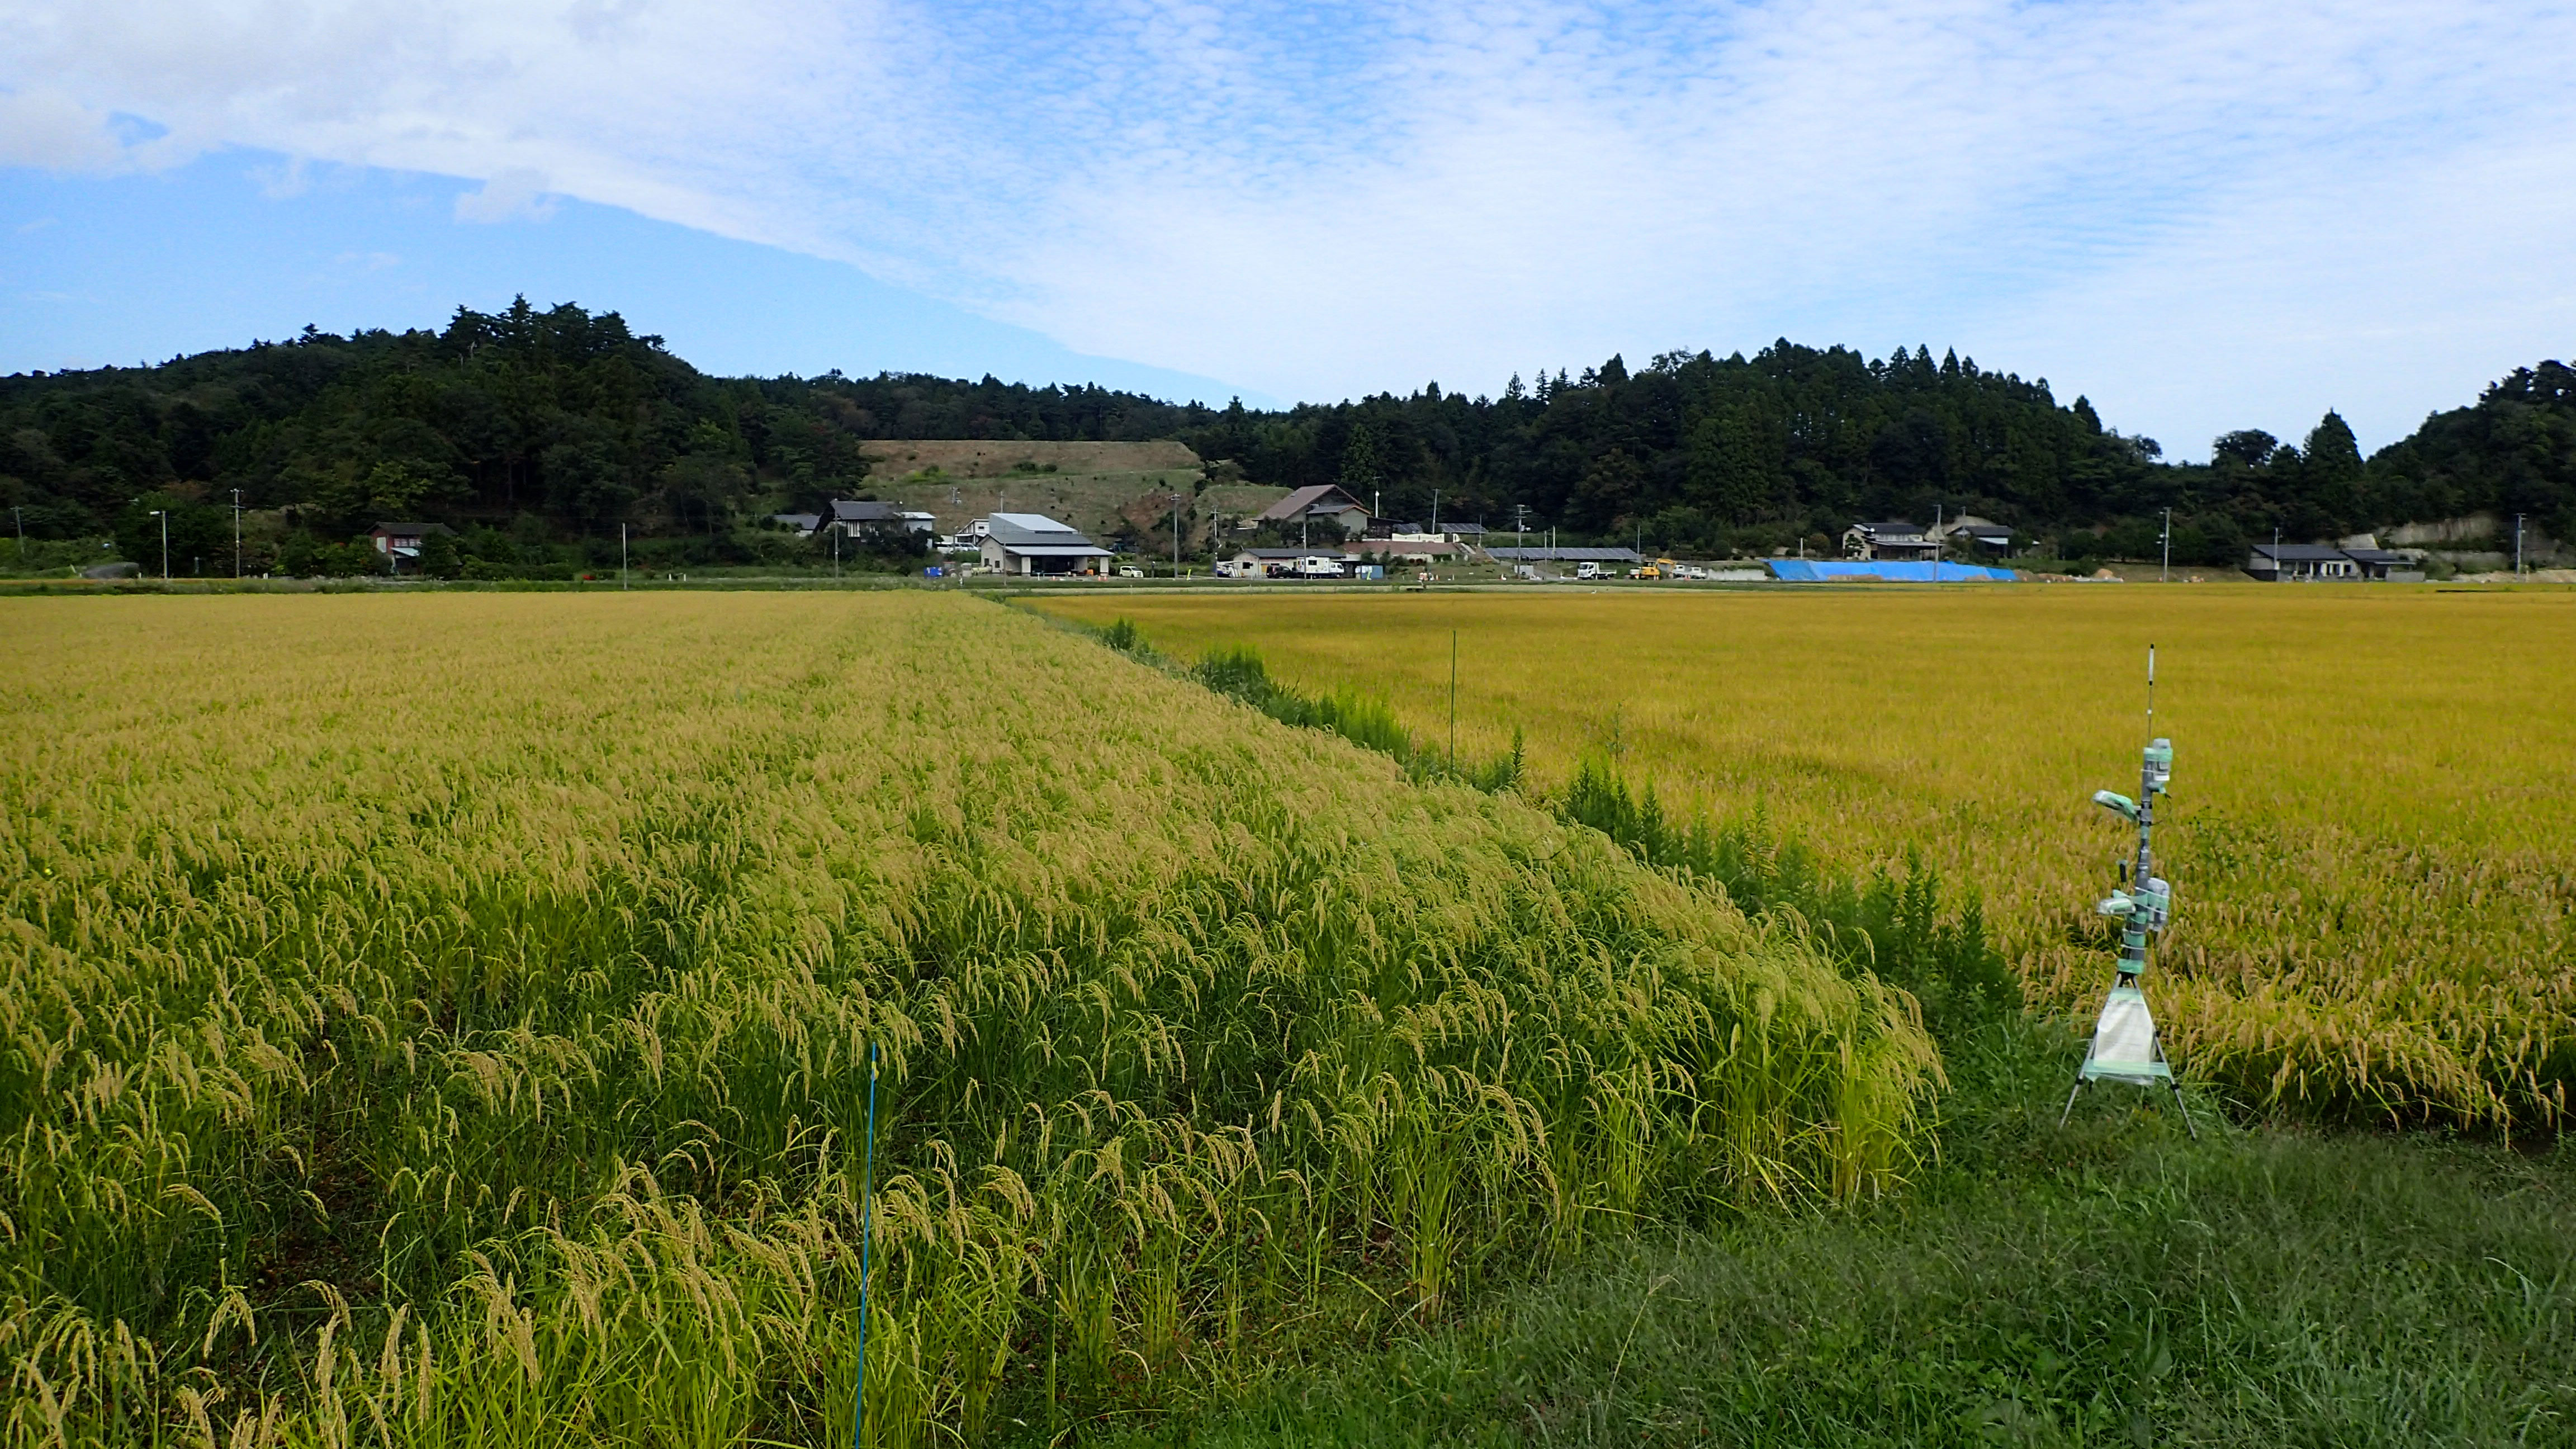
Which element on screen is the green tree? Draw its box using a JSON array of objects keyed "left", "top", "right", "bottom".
[
  {"left": 112, "top": 493, "right": 227, "bottom": 576},
  {"left": 417, "top": 529, "right": 463, "bottom": 579},
  {"left": 2303, "top": 411, "right": 2364, "bottom": 533}
]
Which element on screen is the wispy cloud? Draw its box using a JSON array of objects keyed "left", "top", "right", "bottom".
[
  {"left": 4, "top": 1, "right": 2572, "bottom": 450},
  {"left": 453, "top": 167, "right": 556, "bottom": 224}
]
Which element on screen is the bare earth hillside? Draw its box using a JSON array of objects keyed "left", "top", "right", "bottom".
[{"left": 859, "top": 439, "right": 1201, "bottom": 477}]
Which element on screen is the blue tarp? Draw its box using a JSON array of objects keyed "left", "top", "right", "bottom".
[{"left": 1765, "top": 560, "right": 2015, "bottom": 583}]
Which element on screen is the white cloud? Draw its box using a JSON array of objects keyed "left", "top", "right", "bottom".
[
  {"left": 453, "top": 167, "right": 556, "bottom": 222},
  {"left": 3, "top": 0, "right": 2573, "bottom": 448},
  {"left": 0, "top": 85, "right": 138, "bottom": 170}
]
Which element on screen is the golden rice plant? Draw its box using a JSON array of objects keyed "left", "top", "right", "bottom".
[
  {"left": 0, "top": 591, "right": 1935, "bottom": 1447},
  {"left": 1035, "top": 586, "right": 2576, "bottom": 1130}
]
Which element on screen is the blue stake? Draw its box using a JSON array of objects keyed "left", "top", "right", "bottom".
[{"left": 854, "top": 1042, "right": 879, "bottom": 1449}]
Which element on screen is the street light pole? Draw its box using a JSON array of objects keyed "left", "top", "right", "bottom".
[{"left": 149, "top": 509, "right": 168, "bottom": 580}]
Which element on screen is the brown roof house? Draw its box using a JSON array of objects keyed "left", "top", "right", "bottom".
[{"left": 1253, "top": 485, "right": 1372, "bottom": 538}]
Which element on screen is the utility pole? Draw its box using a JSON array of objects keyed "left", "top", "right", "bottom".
[
  {"left": 1432, "top": 490, "right": 1440, "bottom": 536},
  {"left": 2272, "top": 525, "right": 2280, "bottom": 583},
  {"left": 10, "top": 505, "right": 22, "bottom": 566},
  {"left": 2516, "top": 513, "right": 2526, "bottom": 577},
  {"left": 1933, "top": 504, "right": 1942, "bottom": 583},
  {"left": 2161, "top": 508, "right": 2171, "bottom": 583},
  {"left": 621, "top": 523, "right": 629, "bottom": 590},
  {"left": 1172, "top": 490, "right": 1183, "bottom": 577},
  {"left": 231, "top": 489, "right": 243, "bottom": 577},
  {"left": 149, "top": 508, "right": 168, "bottom": 580}
]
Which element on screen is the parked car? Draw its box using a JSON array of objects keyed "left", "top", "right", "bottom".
[{"left": 1117, "top": 566, "right": 1144, "bottom": 578}]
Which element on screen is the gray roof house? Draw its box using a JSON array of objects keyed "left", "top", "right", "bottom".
[
  {"left": 824, "top": 499, "right": 935, "bottom": 537},
  {"left": 2249, "top": 544, "right": 2422, "bottom": 581},
  {"left": 2248, "top": 544, "right": 2359, "bottom": 581},
  {"left": 1843, "top": 521, "right": 1940, "bottom": 561},
  {"left": 981, "top": 513, "right": 1115, "bottom": 575}
]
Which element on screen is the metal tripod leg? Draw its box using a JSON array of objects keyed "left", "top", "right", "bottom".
[
  {"left": 2059, "top": 1075, "right": 2085, "bottom": 1127},
  {"left": 2154, "top": 1035, "right": 2196, "bottom": 1139}
]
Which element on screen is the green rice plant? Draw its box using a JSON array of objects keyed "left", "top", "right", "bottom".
[
  {"left": 0, "top": 592, "right": 1936, "bottom": 1447},
  {"left": 1032, "top": 589, "right": 2576, "bottom": 1131}
]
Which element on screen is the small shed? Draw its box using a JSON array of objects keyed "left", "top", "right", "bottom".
[{"left": 2340, "top": 547, "right": 2423, "bottom": 581}]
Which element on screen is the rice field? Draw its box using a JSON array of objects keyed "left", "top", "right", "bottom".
[
  {"left": 0, "top": 593, "right": 1934, "bottom": 1448},
  {"left": 1032, "top": 586, "right": 2576, "bottom": 1131}
]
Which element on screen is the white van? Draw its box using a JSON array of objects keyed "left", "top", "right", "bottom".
[{"left": 1295, "top": 556, "right": 1346, "bottom": 578}]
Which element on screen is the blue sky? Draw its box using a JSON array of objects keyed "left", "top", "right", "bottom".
[{"left": 6, "top": 0, "right": 2574, "bottom": 458}]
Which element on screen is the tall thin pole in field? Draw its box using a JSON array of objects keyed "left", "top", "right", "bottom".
[{"left": 854, "top": 1042, "right": 879, "bottom": 1449}]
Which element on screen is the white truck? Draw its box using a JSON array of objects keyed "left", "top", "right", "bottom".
[
  {"left": 1575, "top": 561, "right": 1604, "bottom": 581},
  {"left": 1294, "top": 556, "right": 1346, "bottom": 579}
]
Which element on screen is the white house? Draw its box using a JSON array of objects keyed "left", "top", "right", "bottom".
[{"left": 980, "top": 513, "right": 1115, "bottom": 576}]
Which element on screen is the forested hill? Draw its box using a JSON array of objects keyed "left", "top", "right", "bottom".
[{"left": 3, "top": 298, "right": 2568, "bottom": 568}]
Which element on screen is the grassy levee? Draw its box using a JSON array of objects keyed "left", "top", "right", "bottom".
[
  {"left": 0, "top": 593, "right": 1935, "bottom": 1447},
  {"left": 1124, "top": 1027, "right": 2576, "bottom": 1448},
  {"left": 1030, "top": 588, "right": 2576, "bottom": 1131}
]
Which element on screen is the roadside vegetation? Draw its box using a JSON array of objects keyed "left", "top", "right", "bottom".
[{"left": 1129, "top": 1024, "right": 2576, "bottom": 1448}]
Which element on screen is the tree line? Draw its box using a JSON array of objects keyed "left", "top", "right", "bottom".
[{"left": 2, "top": 298, "right": 2566, "bottom": 570}]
